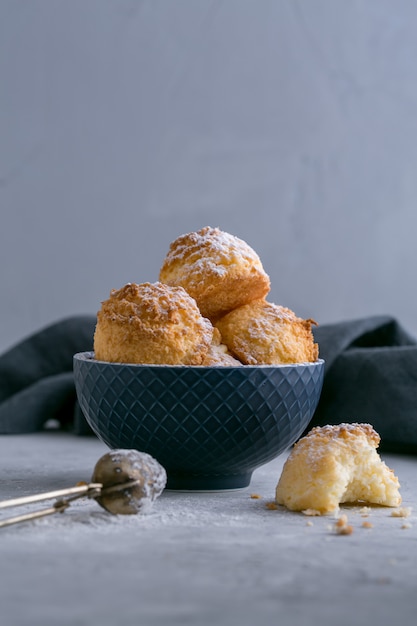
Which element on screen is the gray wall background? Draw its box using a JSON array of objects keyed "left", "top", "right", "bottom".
[{"left": 1, "top": 0, "right": 417, "bottom": 354}]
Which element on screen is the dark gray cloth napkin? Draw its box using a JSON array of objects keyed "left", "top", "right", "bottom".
[
  {"left": 0, "top": 315, "right": 416, "bottom": 453},
  {"left": 0, "top": 317, "right": 96, "bottom": 435},
  {"left": 311, "top": 316, "right": 417, "bottom": 454}
]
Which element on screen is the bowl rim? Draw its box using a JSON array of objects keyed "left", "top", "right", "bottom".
[{"left": 73, "top": 351, "right": 325, "bottom": 370}]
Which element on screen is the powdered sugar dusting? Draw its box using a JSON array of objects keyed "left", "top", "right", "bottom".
[{"left": 160, "top": 226, "right": 265, "bottom": 283}]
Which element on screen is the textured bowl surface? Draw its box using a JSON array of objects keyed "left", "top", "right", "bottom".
[{"left": 73, "top": 353, "right": 324, "bottom": 490}]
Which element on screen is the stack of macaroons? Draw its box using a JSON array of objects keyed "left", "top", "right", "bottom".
[{"left": 93, "top": 226, "right": 318, "bottom": 366}]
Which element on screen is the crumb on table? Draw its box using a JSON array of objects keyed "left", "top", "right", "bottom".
[
  {"left": 360, "top": 506, "right": 371, "bottom": 517},
  {"left": 361, "top": 521, "right": 373, "bottom": 529},
  {"left": 265, "top": 501, "right": 278, "bottom": 510},
  {"left": 302, "top": 508, "right": 321, "bottom": 516},
  {"left": 334, "top": 514, "right": 354, "bottom": 535},
  {"left": 391, "top": 507, "right": 412, "bottom": 518}
]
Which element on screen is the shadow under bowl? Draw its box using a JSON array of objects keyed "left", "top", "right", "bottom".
[{"left": 73, "top": 352, "right": 324, "bottom": 491}]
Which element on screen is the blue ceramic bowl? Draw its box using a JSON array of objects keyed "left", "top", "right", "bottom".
[{"left": 73, "top": 352, "right": 324, "bottom": 490}]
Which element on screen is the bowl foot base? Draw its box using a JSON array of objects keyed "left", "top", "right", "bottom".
[{"left": 166, "top": 472, "right": 252, "bottom": 491}]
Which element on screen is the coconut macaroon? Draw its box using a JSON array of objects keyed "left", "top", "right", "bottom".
[
  {"left": 159, "top": 226, "right": 270, "bottom": 322},
  {"left": 94, "top": 282, "right": 214, "bottom": 365},
  {"left": 275, "top": 423, "right": 402, "bottom": 515},
  {"left": 215, "top": 299, "right": 318, "bottom": 365}
]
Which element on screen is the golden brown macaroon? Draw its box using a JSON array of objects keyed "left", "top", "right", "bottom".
[
  {"left": 159, "top": 226, "right": 270, "bottom": 322},
  {"left": 275, "top": 423, "right": 402, "bottom": 515},
  {"left": 215, "top": 299, "right": 318, "bottom": 365},
  {"left": 94, "top": 282, "right": 214, "bottom": 365}
]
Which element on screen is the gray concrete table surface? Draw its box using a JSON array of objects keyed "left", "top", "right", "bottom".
[{"left": 0, "top": 432, "right": 416, "bottom": 626}]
